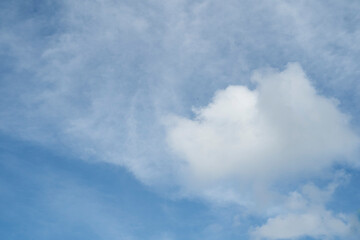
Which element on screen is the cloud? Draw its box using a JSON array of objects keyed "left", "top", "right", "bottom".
[
  {"left": 1, "top": 1, "right": 360, "bottom": 238},
  {"left": 165, "top": 63, "right": 360, "bottom": 239},
  {"left": 251, "top": 205, "right": 350, "bottom": 240},
  {"left": 1, "top": 1, "right": 360, "bottom": 186},
  {"left": 166, "top": 63, "right": 359, "bottom": 202},
  {"left": 251, "top": 179, "right": 357, "bottom": 240}
]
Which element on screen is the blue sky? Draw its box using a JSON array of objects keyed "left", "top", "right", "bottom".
[{"left": 1, "top": 0, "right": 360, "bottom": 239}]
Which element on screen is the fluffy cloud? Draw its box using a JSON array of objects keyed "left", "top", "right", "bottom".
[
  {"left": 166, "top": 63, "right": 359, "bottom": 203},
  {"left": 165, "top": 63, "right": 360, "bottom": 238},
  {"left": 251, "top": 179, "right": 355, "bottom": 239}
]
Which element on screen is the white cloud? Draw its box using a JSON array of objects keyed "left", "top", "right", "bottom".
[
  {"left": 165, "top": 64, "right": 360, "bottom": 238},
  {"left": 1, "top": 1, "right": 360, "bottom": 238},
  {"left": 1, "top": 1, "right": 360, "bottom": 187},
  {"left": 252, "top": 210, "right": 350, "bottom": 240},
  {"left": 251, "top": 180, "right": 354, "bottom": 240},
  {"left": 166, "top": 63, "right": 359, "bottom": 200}
]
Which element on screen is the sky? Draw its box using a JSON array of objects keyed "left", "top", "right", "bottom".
[{"left": 1, "top": 0, "right": 360, "bottom": 239}]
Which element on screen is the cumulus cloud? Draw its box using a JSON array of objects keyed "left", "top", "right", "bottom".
[
  {"left": 166, "top": 63, "right": 359, "bottom": 196},
  {"left": 164, "top": 63, "right": 360, "bottom": 238},
  {"left": 251, "top": 178, "right": 356, "bottom": 239}
]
